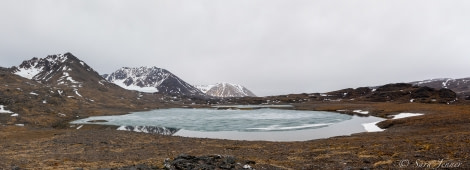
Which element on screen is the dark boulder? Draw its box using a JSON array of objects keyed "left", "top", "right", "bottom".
[
  {"left": 438, "top": 88, "right": 457, "bottom": 99},
  {"left": 410, "top": 86, "right": 435, "bottom": 98}
]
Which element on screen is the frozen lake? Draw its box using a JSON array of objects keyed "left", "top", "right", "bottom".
[{"left": 71, "top": 108, "right": 384, "bottom": 141}]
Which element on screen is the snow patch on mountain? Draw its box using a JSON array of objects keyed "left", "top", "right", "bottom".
[
  {"left": 0, "top": 105, "right": 13, "bottom": 114},
  {"left": 195, "top": 84, "right": 216, "bottom": 93},
  {"left": 112, "top": 79, "right": 159, "bottom": 93},
  {"left": 411, "top": 77, "right": 470, "bottom": 96},
  {"left": 14, "top": 66, "right": 43, "bottom": 79}
]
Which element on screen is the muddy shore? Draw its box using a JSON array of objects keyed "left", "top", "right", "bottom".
[{"left": 1, "top": 102, "right": 470, "bottom": 169}]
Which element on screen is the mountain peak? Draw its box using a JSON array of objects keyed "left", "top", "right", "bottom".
[
  {"left": 196, "top": 83, "right": 256, "bottom": 98},
  {"left": 12, "top": 53, "right": 103, "bottom": 86},
  {"left": 104, "top": 66, "right": 204, "bottom": 96}
]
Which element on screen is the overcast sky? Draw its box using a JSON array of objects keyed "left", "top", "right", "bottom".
[{"left": 1, "top": 0, "right": 470, "bottom": 96}]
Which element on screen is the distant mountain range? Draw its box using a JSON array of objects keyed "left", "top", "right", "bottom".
[
  {"left": 8, "top": 52, "right": 257, "bottom": 98},
  {"left": 5, "top": 52, "right": 469, "bottom": 99}
]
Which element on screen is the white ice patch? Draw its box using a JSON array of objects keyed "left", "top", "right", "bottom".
[
  {"left": 58, "top": 113, "right": 66, "bottom": 117},
  {"left": 353, "top": 110, "right": 369, "bottom": 114},
  {"left": 442, "top": 79, "right": 453, "bottom": 88},
  {"left": 362, "top": 121, "right": 384, "bottom": 132},
  {"left": 117, "top": 126, "right": 127, "bottom": 131},
  {"left": 243, "top": 165, "right": 252, "bottom": 169},
  {"left": 10, "top": 113, "right": 19, "bottom": 117},
  {"left": 76, "top": 125, "right": 84, "bottom": 130},
  {"left": 43, "top": 100, "right": 47, "bottom": 104},
  {"left": 66, "top": 76, "right": 80, "bottom": 84},
  {"left": 392, "top": 113, "right": 424, "bottom": 119},
  {"left": 15, "top": 124, "right": 25, "bottom": 127},
  {"left": 0, "top": 105, "right": 13, "bottom": 113},
  {"left": 74, "top": 89, "right": 82, "bottom": 97},
  {"left": 29, "top": 92, "right": 39, "bottom": 95}
]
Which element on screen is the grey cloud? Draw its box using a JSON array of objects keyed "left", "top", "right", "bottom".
[{"left": 1, "top": 0, "right": 470, "bottom": 96}]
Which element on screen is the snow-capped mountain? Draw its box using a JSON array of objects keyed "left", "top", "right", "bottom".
[
  {"left": 104, "top": 66, "right": 204, "bottom": 96},
  {"left": 196, "top": 83, "right": 256, "bottom": 98},
  {"left": 10, "top": 52, "right": 116, "bottom": 99},
  {"left": 12, "top": 52, "right": 103, "bottom": 86},
  {"left": 410, "top": 78, "right": 470, "bottom": 97}
]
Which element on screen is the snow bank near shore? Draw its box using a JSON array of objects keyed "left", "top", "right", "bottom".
[
  {"left": 362, "top": 121, "right": 384, "bottom": 132},
  {"left": 353, "top": 110, "right": 369, "bottom": 114},
  {"left": 362, "top": 113, "right": 424, "bottom": 132},
  {"left": 392, "top": 113, "right": 424, "bottom": 119}
]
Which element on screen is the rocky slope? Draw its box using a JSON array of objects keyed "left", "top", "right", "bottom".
[
  {"left": 410, "top": 78, "right": 470, "bottom": 98},
  {"left": 196, "top": 83, "right": 256, "bottom": 98},
  {"left": 0, "top": 53, "right": 178, "bottom": 127},
  {"left": 104, "top": 66, "right": 204, "bottom": 96}
]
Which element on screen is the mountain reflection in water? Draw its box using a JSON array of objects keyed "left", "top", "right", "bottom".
[{"left": 117, "top": 126, "right": 180, "bottom": 135}]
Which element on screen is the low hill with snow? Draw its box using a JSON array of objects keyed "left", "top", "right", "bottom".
[{"left": 410, "top": 78, "right": 470, "bottom": 97}]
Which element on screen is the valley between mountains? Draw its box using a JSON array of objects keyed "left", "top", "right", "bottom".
[{"left": 1, "top": 53, "right": 469, "bottom": 169}]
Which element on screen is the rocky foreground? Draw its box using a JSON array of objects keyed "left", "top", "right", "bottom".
[{"left": 1, "top": 101, "right": 469, "bottom": 169}]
